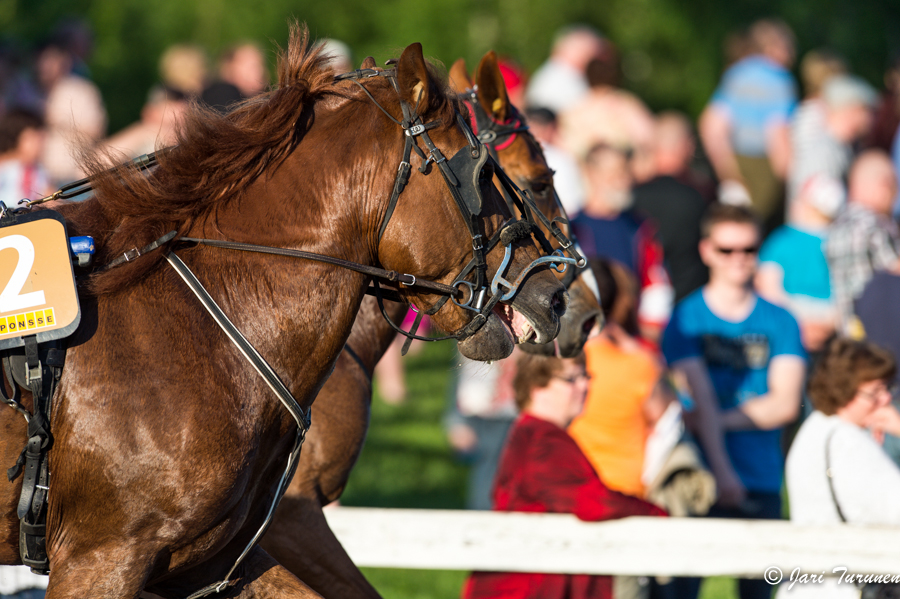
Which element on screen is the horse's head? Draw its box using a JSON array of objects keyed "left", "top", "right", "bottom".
[
  {"left": 341, "top": 44, "right": 567, "bottom": 362},
  {"left": 450, "top": 52, "right": 602, "bottom": 358}
]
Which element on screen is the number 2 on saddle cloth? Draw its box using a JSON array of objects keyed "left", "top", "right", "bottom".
[{"left": 0, "top": 204, "right": 85, "bottom": 574}]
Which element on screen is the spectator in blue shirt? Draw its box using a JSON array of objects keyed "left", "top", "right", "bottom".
[
  {"left": 663, "top": 204, "right": 806, "bottom": 599},
  {"left": 699, "top": 19, "right": 798, "bottom": 234}
]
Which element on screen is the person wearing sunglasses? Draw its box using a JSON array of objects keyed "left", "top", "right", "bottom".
[
  {"left": 462, "top": 353, "right": 665, "bottom": 599},
  {"left": 778, "top": 338, "right": 900, "bottom": 598},
  {"left": 661, "top": 204, "right": 806, "bottom": 599}
]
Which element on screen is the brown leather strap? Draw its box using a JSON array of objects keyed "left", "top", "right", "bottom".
[{"left": 178, "top": 238, "right": 461, "bottom": 298}]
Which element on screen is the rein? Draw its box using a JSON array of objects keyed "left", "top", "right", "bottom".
[{"left": 177, "top": 238, "right": 460, "bottom": 298}]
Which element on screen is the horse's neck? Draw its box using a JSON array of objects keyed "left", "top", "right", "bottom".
[
  {"left": 168, "top": 159, "right": 380, "bottom": 405},
  {"left": 156, "top": 247, "right": 369, "bottom": 408},
  {"left": 345, "top": 296, "right": 407, "bottom": 373}
]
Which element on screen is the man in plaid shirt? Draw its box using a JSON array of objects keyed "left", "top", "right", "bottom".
[{"left": 825, "top": 150, "right": 900, "bottom": 336}]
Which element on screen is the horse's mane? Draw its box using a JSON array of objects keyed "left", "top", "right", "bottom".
[
  {"left": 64, "top": 23, "right": 465, "bottom": 296},
  {"left": 66, "top": 23, "right": 336, "bottom": 295}
]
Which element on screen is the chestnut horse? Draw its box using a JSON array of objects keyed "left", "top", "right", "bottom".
[
  {"left": 258, "top": 52, "right": 602, "bottom": 598},
  {"left": 0, "top": 27, "right": 568, "bottom": 598}
]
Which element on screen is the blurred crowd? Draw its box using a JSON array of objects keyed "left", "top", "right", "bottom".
[
  {"left": 3, "top": 14, "right": 900, "bottom": 599},
  {"left": 444, "top": 17, "right": 900, "bottom": 599},
  {"left": 0, "top": 18, "right": 278, "bottom": 211}
]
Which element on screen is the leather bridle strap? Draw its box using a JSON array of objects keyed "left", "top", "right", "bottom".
[
  {"left": 461, "top": 90, "right": 530, "bottom": 151},
  {"left": 460, "top": 93, "right": 588, "bottom": 280},
  {"left": 166, "top": 252, "right": 310, "bottom": 430}
]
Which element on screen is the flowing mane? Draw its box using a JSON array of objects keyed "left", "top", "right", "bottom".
[
  {"left": 60, "top": 23, "right": 466, "bottom": 296},
  {"left": 62, "top": 23, "right": 337, "bottom": 295}
]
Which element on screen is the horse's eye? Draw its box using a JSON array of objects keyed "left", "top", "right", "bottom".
[{"left": 531, "top": 181, "right": 550, "bottom": 195}]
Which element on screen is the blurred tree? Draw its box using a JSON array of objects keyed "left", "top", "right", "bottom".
[{"left": 0, "top": 0, "right": 896, "bottom": 135}]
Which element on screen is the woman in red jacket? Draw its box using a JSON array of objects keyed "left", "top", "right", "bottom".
[{"left": 461, "top": 353, "right": 666, "bottom": 599}]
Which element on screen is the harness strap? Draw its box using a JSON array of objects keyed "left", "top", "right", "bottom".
[
  {"left": 379, "top": 136, "right": 413, "bottom": 242},
  {"left": 400, "top": 310, "right": 423, "bottom": 356},
  {"left": 0, "top": 353, "right": 26, "bottom": 421},
  {"left": 28, "top": 150, "right": 164, "bottom": 206},
  {"left": 178, "top": 238, "right": 461, "bottom": 299},
  {"left": 167, "top": 252, "right": 310, "bottom": 432},
  {"left": 460, "top": 90, "right": 586, "bottom": 273},
  {"left": 4, "top": 336, "right": 63, "bottom": 574},
  {"left": 372, "top": 280, "right": 459, "bottom": 343},
  {"left": 462, "top": 92, "right": 529, "bottom": 152},
  {"left": 98, "top": 230, "right": 178, "bottom": 272},
  {"left": 166, "top": 251, "right": 311, "bottom": 598}
]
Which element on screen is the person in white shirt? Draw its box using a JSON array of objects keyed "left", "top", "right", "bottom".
[
  {"left": 524, "top": 25, "right": 606, "bottom": 114},
  {"left": 779, "top": 337, "right": 900, "bottom": 598}
]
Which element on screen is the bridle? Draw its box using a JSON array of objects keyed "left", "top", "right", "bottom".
[
  {"left": 459, "top": 86, "right": 591, "bottom": 294},
  {"left": 334, "top": 66, "right": 584, "bottom": 346}
]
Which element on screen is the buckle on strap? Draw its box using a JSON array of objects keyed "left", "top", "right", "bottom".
[
  {"left": 122, "top": 248, "right": 141, "bottom": 262},
  {"left": 25, "top": 360, "right": 41, "bottom": 386}
]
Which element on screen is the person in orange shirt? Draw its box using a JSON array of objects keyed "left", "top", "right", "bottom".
[{"left": 569, "top": 258, "right": 671, "bottom": 498}]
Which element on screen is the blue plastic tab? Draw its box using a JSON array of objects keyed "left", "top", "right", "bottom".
[{"left": 69, "top": 236, "right": 95, "bottom": 255}]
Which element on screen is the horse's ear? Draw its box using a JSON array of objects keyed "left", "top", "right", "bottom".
[
  {"left": 475, "top": 51, "right": 509, "bottom": 123},
  {"left": 448, "top": 58, "right": 472, "bottom": 93},
  {"left": 361, "top": 56, "right": 376, "bottom": 69},
  {"left": 397, "top": 42, "right": 433, "bottom": 109}
]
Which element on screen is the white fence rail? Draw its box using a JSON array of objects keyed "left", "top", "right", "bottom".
[
  {"left": 323, "top": 507, "right": 900, "bottom": 578},
  {"left": 4, "top": 507, "right": 898, "bottom": 592}
]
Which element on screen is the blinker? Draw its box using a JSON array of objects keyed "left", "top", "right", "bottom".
[{"left": 446, "top": 142, "right": 489, "bottom": 216}]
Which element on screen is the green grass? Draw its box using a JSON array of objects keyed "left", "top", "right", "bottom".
[
  {"left": 340, "top": 340, "right": 468, "bottom": 510},
  {"left": 341, "top": 340, "right": 741, "bottom": 599}
]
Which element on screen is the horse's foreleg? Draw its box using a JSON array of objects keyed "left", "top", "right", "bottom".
[
  {"left": 260, "top": 497, "right": 381, "bottom": 599},
  {"left": 44, "top": 547, "right": 152, "bottom": 599},
  {"left": 226, "top": 546, "right": 322, "bottom": 598}
]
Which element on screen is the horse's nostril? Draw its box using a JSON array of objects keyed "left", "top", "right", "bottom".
[{"left": 550, "top": 288, "right": 567, "bottom": 317}]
